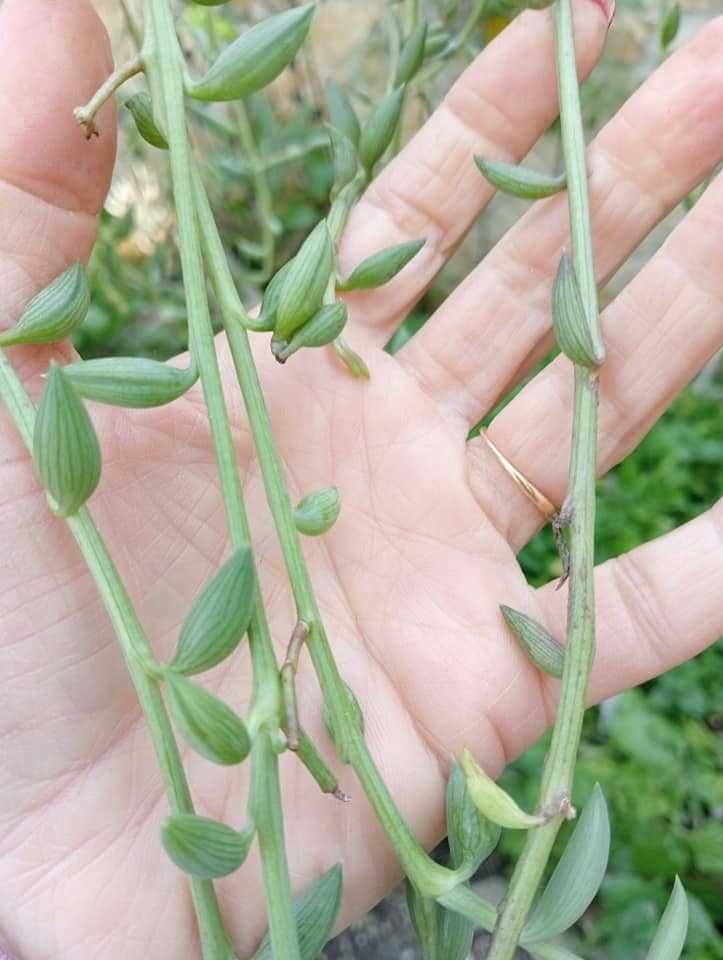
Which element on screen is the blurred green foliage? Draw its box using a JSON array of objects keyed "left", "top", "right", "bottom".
[{"left": 86, "top": 1, "right": 721, "bottom": 956}]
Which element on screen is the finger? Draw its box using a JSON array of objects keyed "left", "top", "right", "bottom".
[
  {"left": 536, "top": 497, "right": 723, "bottom": 711},
  {"left": 467, "top": 165, "right": 723, "bottom": 551},
  {"left": 402, "top": 17, "right": 723, "bottom": 422},
  {"left": 337, "top": 0, "right": 609, "bottom": 343},
  {"left": 0, "top": 0, "right": 115, "bottom": 351}
]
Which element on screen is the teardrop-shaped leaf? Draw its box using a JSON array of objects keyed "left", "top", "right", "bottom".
[
  {"left": 34, "top": 364, "right": 101, "bottom": 518},
  {"left": 406, "top": 880, "right": 439, "bottom": 959},
  {"left": 161, "top": 814, "right": 254, "bottom": 879},
  {"left": 187, "top": 5, "right": 315, "bottom": 102},
  {"left": 125, "top": 93, "right": 168, "bottom": 149},
  {"left": 258, "top": 260, "right": 293, "bottom": 332},
  {"left": 338, "top": 239, "right": 425, "bottom": 292},
  {"left": 474, "top": 156, "right": 567, "bottom": 200},
  {"left": 273, "top": 303, "right": 348, "bottom": 363},
  {"left": 0, "top": 262, "right": 90, "bottom": 347},
  {"left": 165, "top": 673, "right": 250, "bottom": 765},
  {"left": 501, "top": 605, "right": 564, "bottom": 678},
  {"left": 646, "top": 877, "right": 688, "bottom": 960},
  {"left": 660, "top": 3, "right": 681, "bottom": 50},
  {"left": 325, "top": 79, "right": 360, "bottom": 146},
  {"left": 294, "top": 486, "right": 341, "bottom": 536},
  {"left": 462, "top": 750, "right": 544, "bottom": 830},
  {"left": 275, "top": 220, "right": 334, "bottom": 341},
  {"left": 253, "top": 865, "right": 343, "bottom": 960},
  {"left": 395, "top": 22, "right": 428, "bottom": 85},
  {"left": 171, "top": 547, "right": 256, "bottom": 675},
  {"left": 552, "top": 253, "right": 605, "bottom": 368},
  {"left": 522, "top": 784, "right": 610, "bottom": 944},
  {"left": 447, "top": 757, "right": 501, "bottom": 879},
  {"left": 63, "top": 357, "right": 196, "bottom": 408},
  {"left": 359, "top": 87, "right": 404, "bottom": 172}
]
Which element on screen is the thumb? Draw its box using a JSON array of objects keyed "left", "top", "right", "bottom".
[{"left": 0, "top": 0, "right": 116, "bottom": 334}]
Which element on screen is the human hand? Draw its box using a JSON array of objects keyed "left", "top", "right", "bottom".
[{"left": 1, "top": 1, "right": 721, "bottom": 957}]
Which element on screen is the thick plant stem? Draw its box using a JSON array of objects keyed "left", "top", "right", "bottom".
[
  {"left": 193, "top": 173, "right": 463, "bottom": 901},
  {"left": 486, "top": 1, "right": 601, "bottom": 956},
  {"left": 0, "top": 348, "right": 233, "bottom": 960},
  {"left": 144, "top": 2, "right": 301, "bottom": 957}
]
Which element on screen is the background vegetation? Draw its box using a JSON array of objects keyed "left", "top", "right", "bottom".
[{"left": 87, "top": 1, "right": 722, "bottom": 956}]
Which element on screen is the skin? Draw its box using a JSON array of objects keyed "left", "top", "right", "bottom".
[{"left": 0, "top": 0, "right": 721, "bottom": 957}]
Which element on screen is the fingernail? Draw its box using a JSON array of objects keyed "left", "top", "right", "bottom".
[{"left": 590, "top": 0, "right": 616, "bottom": 28}]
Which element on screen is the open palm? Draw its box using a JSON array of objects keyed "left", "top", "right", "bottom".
[{"left": 1, "top": 2, "right": 721, "bottom": 958}]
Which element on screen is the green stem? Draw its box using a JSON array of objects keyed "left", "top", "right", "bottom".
[
  {"left": 486, "top": 1, "right": 601, "bottom": 957},
  {"left": 192, "top": 171, "right": 463, "bottom": 902},
  {"left": 0, "top": 348, "right": 233, "bottom": 960},
  {"left": 144, "top": 3, "right": 300, "bottom": 957},
  {"left": 74, "top": 53, "right": 144, "bottom": 137},
  {"left": 251, "top": 731, "right": 303, "bottom": 959}
]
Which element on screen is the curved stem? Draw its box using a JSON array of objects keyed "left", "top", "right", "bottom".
[
  {"left": 0, "top": 348, "right": 233, "bottom": 960},
  {"left": 486, "top": 1, "right": 601, "bottom": 957},
  {"left": 192, "top": 172, "right": 465, "bottom": 901},
  {"left": 144, "top": 2, "right": 301, "bottom": 956}
]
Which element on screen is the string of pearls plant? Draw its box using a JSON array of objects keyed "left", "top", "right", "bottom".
[{"left": 0, "top": 1, "right": 689, "bottom": 958}]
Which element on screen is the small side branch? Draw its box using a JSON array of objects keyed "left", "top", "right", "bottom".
[
  {"left": 281, "top": 619, "right": 310, "bottom": 751},
  {"left": 74, "top": 53, "right": 144, "bottom": 139},
  {"left": 296, "top": 730, "right": 350, "bottom": 802}
]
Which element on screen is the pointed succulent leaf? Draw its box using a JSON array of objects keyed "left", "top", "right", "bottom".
[
  {"left": 165, "top": 673, "right": 250, "bottom": 765},
  {"left": 358, "top": 87, "right": 405, "bottom": 172},
  {"left": 446, "top": 757, "right": 501, "bottom": 878},
  {"left": 34, "top": 364, "right": 101, "bottom": 518},
  {"left": 522, "top": 784, "right": 610, "bottom": 944},
  {"left": 274, "top": 304, "right": 348, "bottom": 362},
  {"left": 552, "top": 252, "right": 605, "bottom": 368},
  {"left": 438, "top": 902, "right": 476, "bottom": 960},
  {"left": 646, "top": 877, "right": 688, "bottom": 960},
  {"left": 274, "top": 220, "right": 334, "bottom": 341},
  {"left": 63, "top": 357, "right": 196, "bottom": 408},
  {"left": 406, "top": 881, "right": 440, "bottom": 960},
  {"left": 259, "top": 260, "right": 294, "bottom": 332},
  {"left": 425, "top": 25, "right": 452, "bottom": 57},
  {"left": 462, "top": 749, "right": 544, "bottom": 829},
  {"left": 125, "top": 93, "right": 168, "bottom": 149},
  {"left": 323, "top": 683, "right": 364, "bottom": 763},
  {"left": 171, "top": 547, "right": 256, "bottom": 675},
  {"left": 0, "top": 262, "right": 90, "bottom": 347},
  {"left": 395, "top": 22, "right": 428, "bottom": 85},
  {"left": 339, "top": 239, "right": 425, "bottom": 292},
  {"left": 253, "top": 865, "right": 343, "bottom": 960},
  {"left": 187, "top": 5, "right": 315, "bottom": 102},
  {"left": 161, "top": 814, "right": 254, "bottom": 879},
  {"left": 293, "top": 486, "right": 341, "bottom": 536},
  {"left": 328, "top": 125, "right": 359, "bottom": 197},
  {"left": 325, "top": 79, "right": 360, "bottom": 146},
  {"left": 501, "top": 605, "right": 564, "bottom": 678},
  {"left": 474, "top": 156, "right": 567, "bottom": 200},
  {"left": 660, "top": 3, "right": 681, "bottom": 50}
]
